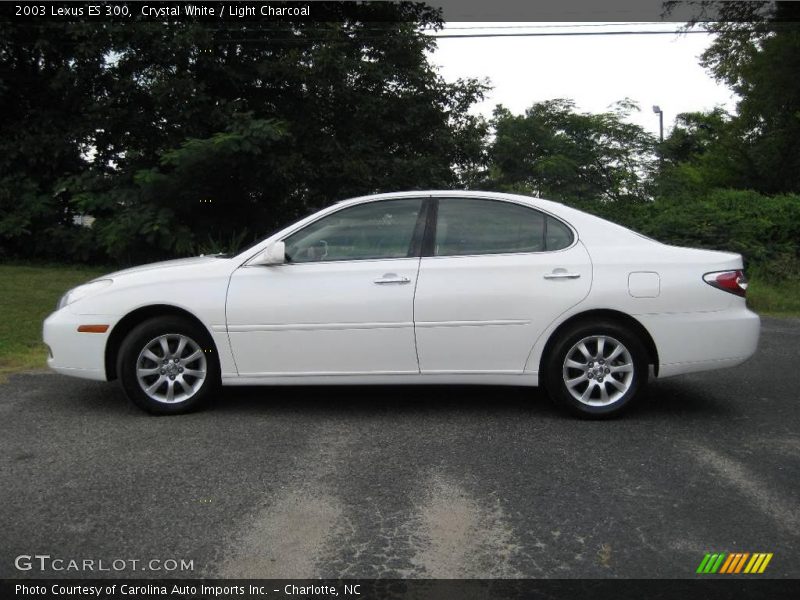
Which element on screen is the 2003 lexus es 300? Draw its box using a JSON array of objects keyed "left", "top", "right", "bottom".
[{"left": 43, "top": 191, "right": 760, "bottom": 418}]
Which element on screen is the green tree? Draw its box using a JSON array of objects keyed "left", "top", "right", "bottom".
[
  {"left": 0, "top": 21, "right": 114, "bottom": 261},
  {"left": 1, "top": 6, "right": 488, "bottom": 263},
  {"left": 654, "top": 108, "right": 749, "bottom": 197},
  {"left": 684, "top": 0, "right": 800, "bottom": 193},
  {"left": 483, "top": 99, "right": 656, "bottom": 203}
]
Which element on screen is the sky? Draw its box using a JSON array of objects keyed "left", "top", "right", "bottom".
[{"left": 427, "top": 22, "right": 738, "bottom": 138}]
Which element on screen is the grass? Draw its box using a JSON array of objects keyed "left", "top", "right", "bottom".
[
  {"left": 0, "top": 264, "right": 107, "bottom": 378},
  {"left": 747, "top": 277, "right": 800, "bottom": 317},
  {"left": 0, "top": 264, "right": 797, "bottom": 379}
]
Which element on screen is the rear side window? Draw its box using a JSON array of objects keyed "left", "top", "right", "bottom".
[{"left": 434, "top": 198, "right": 573, "bottom": 256}]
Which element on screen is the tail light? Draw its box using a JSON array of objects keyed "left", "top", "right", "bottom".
[{"left": 703, "top": 270, "right": 748, "bottom": 297}]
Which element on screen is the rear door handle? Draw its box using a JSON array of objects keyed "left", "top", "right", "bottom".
[
  {"left": 374, "top": 273, "right": 411, "bottom": 285},
  {"left": 544, "top": 270, "right": 581, "bottom": 280}
]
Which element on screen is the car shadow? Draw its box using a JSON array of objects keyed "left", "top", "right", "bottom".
[
  {"left": 27, "top": 370, "right": 733, "bottom": 421},
  {"left": 210, "top": 384, "right": 556, "bottom": 418},
  {"left": 206, "top": 379, "right": 734, "bottom": 422}
]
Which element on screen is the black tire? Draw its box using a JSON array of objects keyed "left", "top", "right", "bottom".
[
  {"left": 117, "top": 316, "right": 219, "bottom": 415},
  {"left": 544, "top": 320, "right": 649, "bottom": 419}
]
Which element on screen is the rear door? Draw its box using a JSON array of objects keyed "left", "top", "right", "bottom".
[{"left": 413, "top": 197, "right": 592, "bottom": 374}]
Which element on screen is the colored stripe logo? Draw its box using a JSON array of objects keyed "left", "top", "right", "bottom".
[{"left": 696, "top": 552, "right": 773, "bottom": 574}]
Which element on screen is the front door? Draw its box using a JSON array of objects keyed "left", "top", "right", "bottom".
[{"left": 226, "top": 198, "right": 426, "bottom": 376}]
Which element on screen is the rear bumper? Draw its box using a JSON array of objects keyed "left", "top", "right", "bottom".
[
  {"left": 42, "top": 308, "right": 120, "bottom": 381},
  {"left": 638, "top": 305, "right": 760, "bottom": 378}
]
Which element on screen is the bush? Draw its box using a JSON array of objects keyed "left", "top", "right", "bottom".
[{"left": 570, "top": 189, "right": 800, "bottom": 281}]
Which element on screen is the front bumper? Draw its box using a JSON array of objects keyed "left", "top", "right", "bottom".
[{"left": 42, "top": 308, "right": 121, "bottom": 381}]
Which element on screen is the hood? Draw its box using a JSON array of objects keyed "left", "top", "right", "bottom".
[{"left": 99, "top": 255, "right": 225, "bottom": 281}]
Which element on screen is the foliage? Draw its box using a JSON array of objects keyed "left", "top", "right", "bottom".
[
  {"left": 654, "top": 109, "right": 749, "bottom": 196},
  {"left": 573, "top": 189, "right": 800, "bottom": 280},
  {"left": 480, "top": 99, "right": 657, "bottom": 202},
  {"left": 88, "top": 116, "right": 290, "bottom": 261},
  {"left": 0, "top": 9, "right": 488, "bottom": 263},
  {"left": 0, "top": 21, "right": 112, "bottom": 263},
  {"left": 683, "top": 1, "right": 800, "bottom": 194}
]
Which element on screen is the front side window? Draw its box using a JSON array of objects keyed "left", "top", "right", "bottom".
[
  {"left": 284, "top": 199, "right": 423, "bottom": 263},
  {"left": 434, "top": 198, "right": 574, "bottom": 256}
]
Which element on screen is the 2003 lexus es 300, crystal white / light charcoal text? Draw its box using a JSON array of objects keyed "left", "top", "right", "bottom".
[{"left": 43, "top": 191, "right": 760, "bottom": 418}]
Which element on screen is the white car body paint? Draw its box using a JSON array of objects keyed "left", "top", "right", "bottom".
[
  {"left": 413, "top": 244, "right": 591, "bottom": 374},
  {"left": 226, "top": 257, "right": 421, "bottom": 376},
  {"left": 43, "top": 191, "right": 760, "bottom": 389}
]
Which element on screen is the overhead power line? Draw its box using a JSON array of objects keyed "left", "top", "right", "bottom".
[
  {"left": 204, "top": 29, "right": 711, "bottom": 45},
  {"left": 427, "top": 29, "right": 709, "bottom": 39},
  {"left": 435, "top": 22, "right": 670, "bottom": 30}
]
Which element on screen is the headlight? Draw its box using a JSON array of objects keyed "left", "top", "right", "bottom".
[{"left": 57, "top": 279, "right": 113, "bottom": 309}]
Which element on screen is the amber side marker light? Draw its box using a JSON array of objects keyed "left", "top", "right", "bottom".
[{"left": 77, "top": 324, "right": 110, "bottom": 333}]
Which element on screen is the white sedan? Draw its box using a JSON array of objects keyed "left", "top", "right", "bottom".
[{"left": 43, "top": 191, "right": 760, "bottom": 418}]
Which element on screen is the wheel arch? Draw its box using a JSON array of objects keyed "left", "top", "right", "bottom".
[
  {"left": 105, "top": 304, "right": 219, "bottom": 381},
  {"left": 538, "top": 309, "right": 659, "bottom": 378}
]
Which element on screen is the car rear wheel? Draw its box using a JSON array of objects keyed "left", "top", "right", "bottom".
[
  {"left": 117, "top": 316, "right": 219, "bottom": 414},
  {"left": 545, "top": 320, "right": 648, "bottom": 419}
]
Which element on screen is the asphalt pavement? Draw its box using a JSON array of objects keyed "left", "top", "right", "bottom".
[{"left": 1, "top": 317, "right": 798, "bottom": 579}]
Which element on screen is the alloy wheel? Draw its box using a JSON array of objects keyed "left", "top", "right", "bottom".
[
  {"left": 562, "top": 335, "right": 635, "bottom": 406},
  {"left": 135, "top": 334, "right": 207, "bottom": 404}
]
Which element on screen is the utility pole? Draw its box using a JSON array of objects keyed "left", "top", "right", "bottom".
[{"left": 652, "top": 105, "right": 664, "bottom": 142}]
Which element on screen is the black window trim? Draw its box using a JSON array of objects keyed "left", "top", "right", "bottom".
[
  {"left": 426, "top": 196, "right": 578, "bottom": 258},
  {"left": 407, "top": 198, "right": 434, "bottom": 259},
  {"left": 420, "top": 197, "right": 437, "bottom": 258}
]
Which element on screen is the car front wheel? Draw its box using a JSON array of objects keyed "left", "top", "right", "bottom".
[
  {"left": 545, "top": 321, "right": 648, "bottom": 419},
  {"left": 117, "top": 316, "right": 219, "bottom": 414}
]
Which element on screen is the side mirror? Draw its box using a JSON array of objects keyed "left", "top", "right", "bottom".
[{"left": 252, "top": 241, "right": 286, "bottom": 266}]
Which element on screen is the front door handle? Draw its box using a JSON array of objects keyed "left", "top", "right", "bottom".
[
  {"left": 374, "top": 273, "right": 411, "bottom": 285},
  {"left": 544, "top": 270, "right": 581, "bottom": 280}
]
